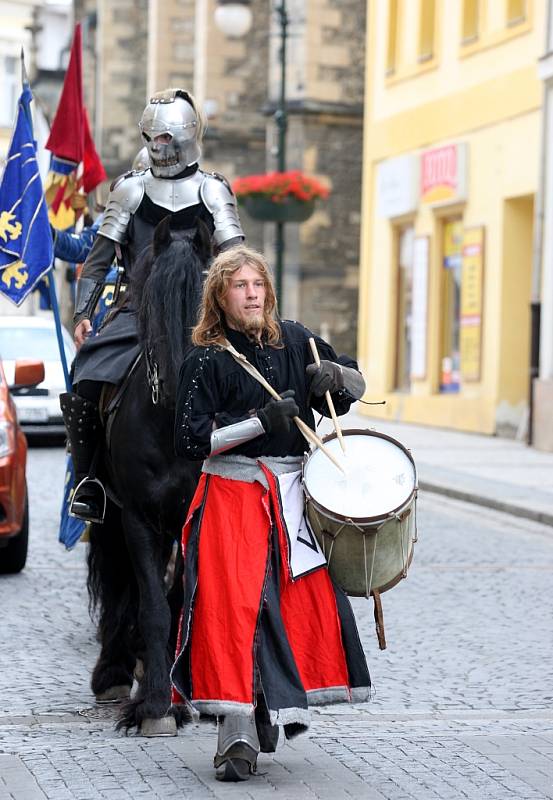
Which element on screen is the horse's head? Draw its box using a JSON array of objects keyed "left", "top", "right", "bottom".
[{"left": 133, "top": 218, "right": 212, "bottom": 405}]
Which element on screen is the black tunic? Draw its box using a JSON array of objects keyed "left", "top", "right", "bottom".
[{"left": 175, "top": 320, "right": 359, "bottom": 460}]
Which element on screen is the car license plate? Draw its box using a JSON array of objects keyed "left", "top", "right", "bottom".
[{"left": 20, "top": 407, "right": 49, "bottom": 422}]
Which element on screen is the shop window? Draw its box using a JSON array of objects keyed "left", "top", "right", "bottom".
[
  {"left": 419, "top": 0, "right": 436, "bottom": 62},
  {"left": 386, "top": 0, "right": 399, "bottom": 74},
  {"left": 462, "top": 0, "right": 479, "bottom": 43},
  {"left": 440, "top": 219, "right": 463, "bottom": 393},
  {"left": 507, "top": 0, "right": 526, "bottom": 25},
  {"left": 395, "top": 227, "right": 415, "bottom": 391}
]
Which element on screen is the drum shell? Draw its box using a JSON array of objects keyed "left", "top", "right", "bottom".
[
  {"left": 306, "top": 498, "right": 416, "bottom": 597},
  {"left": 303, "top": 428, "right": 417, "bottom": 598}
]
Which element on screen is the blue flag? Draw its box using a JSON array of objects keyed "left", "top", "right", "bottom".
[
  {"left": 0, "top": 85, "right": 53, "bottom": 305},
  {"left": 59, "top": 455, "right": 86, "bottom": 550}
]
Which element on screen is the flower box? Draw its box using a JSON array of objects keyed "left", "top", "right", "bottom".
[
  {"left": 242, "top": 195, "right": 315, "bottom": 223},
  {"left": 232, "top": 170, "right": 329, "bottom": 224}
]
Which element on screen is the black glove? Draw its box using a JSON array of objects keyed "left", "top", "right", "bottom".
[
  {"left": 257, "top": 390, "right": 299, "bottom": 435},
  {"left": 306, "top": 360, "right": 344, "bottom": 396}
]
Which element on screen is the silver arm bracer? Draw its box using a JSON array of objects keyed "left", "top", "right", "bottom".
[
  {"left": 200, "top": 173, "right": 244, "bottom": 248},
  {"left": 98, "top": 173, "right": 145, "bottom": 244},
  {"left": 74, "top": 277, "right": 104, "bottom": 323},
  {"left": 209, "top": 416, "right": 265, "bottom": 457},
  {"left": 339, "top": 364, "right": 366, "bottom": 400}
]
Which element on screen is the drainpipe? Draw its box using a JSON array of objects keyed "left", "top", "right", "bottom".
[{"left": 529, "top": 4, "right": 552, "bottom": 444}]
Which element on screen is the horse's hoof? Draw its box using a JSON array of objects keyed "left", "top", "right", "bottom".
[
  {"left": 140, "top": 716, "right": 178, "bottom": 737},
  {"left": 95, "top": 685, "right": 132, "bottom": 704}
]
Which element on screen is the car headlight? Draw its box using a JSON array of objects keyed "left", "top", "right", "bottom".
[{"left": 0, "top": 421, "right": 15, "bottom": 458}]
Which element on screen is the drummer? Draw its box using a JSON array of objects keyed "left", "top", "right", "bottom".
[{"left": 171, "top": 244, "right": 370, "bottom": 782}]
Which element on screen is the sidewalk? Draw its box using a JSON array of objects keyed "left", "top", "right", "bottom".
[{"left": 319, "top": 407, "right": 553, "bottom": 527}]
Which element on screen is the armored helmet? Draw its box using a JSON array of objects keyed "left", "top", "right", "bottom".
[{"left": 138, "top": 89, "right": 204, "bottom": 178}]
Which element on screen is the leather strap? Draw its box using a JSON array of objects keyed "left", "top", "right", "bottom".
[{"left": 372, "top": 589, "right": 387, "bottom": 650}]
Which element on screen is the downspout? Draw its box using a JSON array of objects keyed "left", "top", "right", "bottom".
[{"left": 528, "top": 6, "right": 551, "bottom": 445}]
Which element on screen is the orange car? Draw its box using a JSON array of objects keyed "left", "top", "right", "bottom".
[{"left": 0, "top": 358, "right": 44, "bottom": 574}]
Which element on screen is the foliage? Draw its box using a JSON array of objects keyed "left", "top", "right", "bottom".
[{"left": 232, "top": 170, "right": 330, "bottom": 203}]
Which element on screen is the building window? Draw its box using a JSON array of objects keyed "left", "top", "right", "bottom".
[
  {"left": 462, "top": 0, "right": 479, "bottom": 43},
  {"left": 419, "top": 0, "right": 436, "bottom": 62},
  {"left": 395, "top": 227, "right": 415, "bottom": 391},
  {"left": 506, "top": 0, "right": 526, "bottom": 25},
  {"left": 0, "top": 56, "right": 18, "bottom": 128},
  {"left": 440, "top": 219, "right": 463, "bottom": 393},
  {"left": 386, "top": 0, "right": 399, "bottom": 74}
]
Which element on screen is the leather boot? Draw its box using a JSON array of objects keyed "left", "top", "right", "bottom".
[
  {"left": 60, "top": 392, "right": 106, "bottom": 524},
  {"left": 214, "top": 714, "right": 259, "bottom": 782}
]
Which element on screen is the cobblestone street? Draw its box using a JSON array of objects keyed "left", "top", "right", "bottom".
[{"left": 0, "top": 444, "right": 552, "bottom": 799}]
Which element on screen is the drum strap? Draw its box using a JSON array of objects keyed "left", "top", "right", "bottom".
[{"left": 372, "top": 590, "right": 387, "bottom": 650}]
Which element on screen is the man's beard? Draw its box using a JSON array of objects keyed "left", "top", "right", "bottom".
[{"left": 230, "top": 312, "right": 266, "bottom": 340}]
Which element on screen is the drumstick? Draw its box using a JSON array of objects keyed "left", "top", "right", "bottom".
[
  {"left": 225, "top": 344, "right": 346, "bottom": 475},
  {"left": 308, "top": 337, "right": 347, "bottom": 454}
]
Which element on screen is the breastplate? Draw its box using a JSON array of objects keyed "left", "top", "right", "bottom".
[{"left": 143, "top": 170, "right": 204, "bottom": 212}]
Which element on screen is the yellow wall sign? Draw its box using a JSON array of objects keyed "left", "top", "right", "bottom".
[{"left": 460, "top": 227, "right": 485, "bottom": 381}]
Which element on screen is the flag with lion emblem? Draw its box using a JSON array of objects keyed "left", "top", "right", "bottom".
[{"left": 0, "top": 82, "right": 53, "bottom": 305}]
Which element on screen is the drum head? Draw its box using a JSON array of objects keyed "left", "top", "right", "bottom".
[{"left": 303, "top": 430, "right": 416, "bottom": 521}]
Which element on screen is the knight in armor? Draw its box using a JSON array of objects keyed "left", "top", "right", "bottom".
[{"left": 60, "top": 88, "right": 244, "bottom": 523}]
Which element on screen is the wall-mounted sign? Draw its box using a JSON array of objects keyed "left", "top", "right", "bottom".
[
  {"left": 460, "top": 227, "right": 485, "bottom": 382},
  {"left": 410, "top": 236, "right": 429, "bottom": 380},
  {"left": 420, "top": 143, "right": 468, "bottom": 206},
  {"left": 377, "top": 154, "right": 420, "bottom": 218}
]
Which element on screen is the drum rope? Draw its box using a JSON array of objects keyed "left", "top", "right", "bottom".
[
  {"left": 364, "top": 529, "right": 378, "bottom": 600},
  {"left": 393, "top": 511, "right": 409, "bottom": 579},
  {"left": 322, "top": 521, "right": 349, "bottom": 566}
]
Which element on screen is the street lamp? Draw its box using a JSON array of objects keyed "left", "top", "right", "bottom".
[
  {"left": 214, "top": 1, "right": 253, "bottom": 38},
  {"left": 215, "top": 0, "right": 289, "bottom": 310}
]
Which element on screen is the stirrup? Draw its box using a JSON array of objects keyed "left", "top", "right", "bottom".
[{"left": 70, "top": 477, "right": 107, "bottom": 524}]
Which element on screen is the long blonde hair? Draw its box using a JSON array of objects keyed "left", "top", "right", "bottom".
[{"left": 192, "top": 246, "right": 282, "bottom": 347}]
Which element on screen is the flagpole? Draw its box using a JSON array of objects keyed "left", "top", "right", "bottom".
[{"left": 21, "top": 50, "right": 71, "bottom": 393}]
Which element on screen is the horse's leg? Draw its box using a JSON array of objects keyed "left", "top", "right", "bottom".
[
  {"left": 117, "top": 508, "right": 176, "bottom": 735},
  {"left": 166, "top": 542, "right": 184, "bottom": 654},
  {"left": 88, "top": 499, "right": 137, "bottom": 702}
]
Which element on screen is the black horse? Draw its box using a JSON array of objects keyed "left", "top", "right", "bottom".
[{"left": 86, "top": 219, "right": 209, "bottom": 735}]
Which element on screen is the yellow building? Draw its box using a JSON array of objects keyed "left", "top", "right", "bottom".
[{"left": 358, "top": 0, "right": 544, "bottom": 437}]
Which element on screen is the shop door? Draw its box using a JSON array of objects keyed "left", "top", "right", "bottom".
[
  {"left": 440, "top": 218, "right": 463, "bottom": 393},
  {"left": 395, "top": 226, "right": 415, "bottom": 391}
]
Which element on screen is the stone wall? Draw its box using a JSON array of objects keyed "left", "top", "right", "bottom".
[
  {"left": 75, "top": 0, "right": 148, "bottom": 183},
  {"left": 72, "top": 0, "right": 365, "bottom": 356}
]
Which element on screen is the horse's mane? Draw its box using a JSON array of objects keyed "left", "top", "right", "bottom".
[{"left": 130, "top": 219, "right": 211, "bottom": 402}]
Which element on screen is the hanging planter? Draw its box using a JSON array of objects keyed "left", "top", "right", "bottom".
[
  {"left": 242, "top": 195, "right": 315, "bottom": 223},
  {"left": 233, "top": 170, "right": 330, "bottom": 224}
]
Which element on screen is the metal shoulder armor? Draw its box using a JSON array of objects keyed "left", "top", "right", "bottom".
[
  {"left": 200, "top": 172, "right": 244, "bottom": 248},
  {"left": 98, "top": 173, "right": 145, "bottom": 244}
]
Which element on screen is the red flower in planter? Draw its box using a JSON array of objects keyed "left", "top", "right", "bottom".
[{"left": 232, "top": 170, "right": 330, "bottom": 203}]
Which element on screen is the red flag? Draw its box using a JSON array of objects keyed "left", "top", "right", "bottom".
[
  {"left": 83, "top": 108, "right": 106, "bottom": 194},
  {"left": 45, "top": 23, "right": 106, "bottom": 226},
  {"left": 46, "top": 24, "right": 84, "bottom": 163}
]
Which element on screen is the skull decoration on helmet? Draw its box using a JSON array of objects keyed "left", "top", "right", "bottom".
[{"left": 139, "top": 88, "right": 204, "bottom": 178}]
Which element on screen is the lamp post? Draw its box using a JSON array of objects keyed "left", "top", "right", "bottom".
[{"left": 215, "top": 0, "right": 289, "bottom": 310}]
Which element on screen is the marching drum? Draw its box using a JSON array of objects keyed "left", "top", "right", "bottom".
[{"left": 303, "top": 429, "right": 418, "bottom": 599}]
